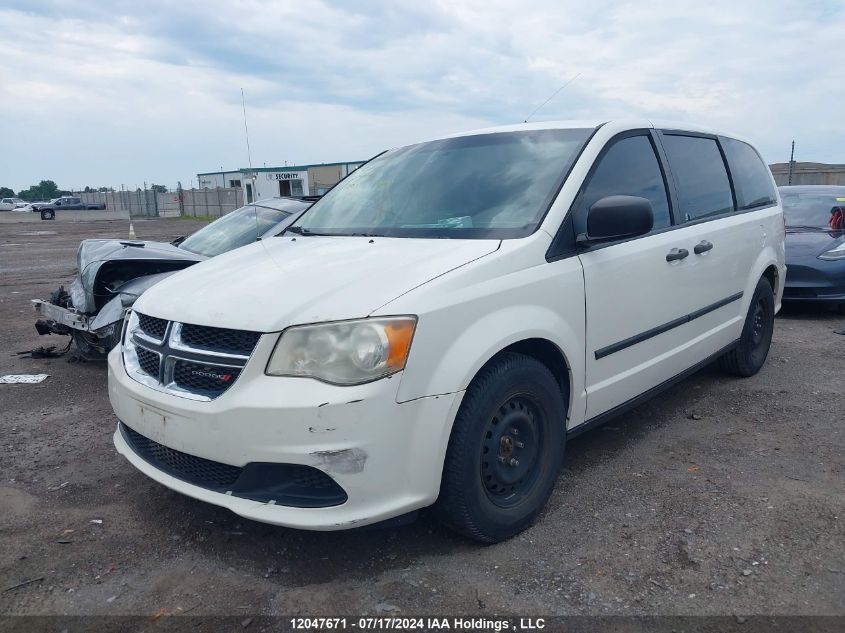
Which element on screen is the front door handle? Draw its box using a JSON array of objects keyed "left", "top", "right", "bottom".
[
  {"left": 694, "top": 240, "right": 714, "bottom": 254},
  {"left": 666, "top": 248, "right": 689, "bottom": 262}
]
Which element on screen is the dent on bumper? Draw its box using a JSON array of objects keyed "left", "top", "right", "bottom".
[{"left": 108, "top": 347, "right": 464, "bottom": 529}]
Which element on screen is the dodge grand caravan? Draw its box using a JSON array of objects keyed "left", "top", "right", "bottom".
[{"left": 109, "top": 120, "right": 785, "bottom": 543}]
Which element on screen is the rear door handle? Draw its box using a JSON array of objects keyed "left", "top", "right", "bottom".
[
  {"left": 694, "top": 240, "right": 713, "bottom": 254},
  {"left": 666, "top": 248, "right": 689, "bottom": 262}
]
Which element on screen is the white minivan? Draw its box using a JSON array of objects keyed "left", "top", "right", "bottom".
[{"left": 109, "top": 120, "right": 785, "bottom": 542}]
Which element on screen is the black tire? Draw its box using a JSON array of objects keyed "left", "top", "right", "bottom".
[
  {"left": 41, "top": 209, "right": 55, "bottom": 220},
  {"left": 718, "top": 277, "right": 775, "bottom": 377},
  {"left": 72, "top": 330, "right": 113, "bottom": 361},
  {"left": 433, "top": 352, "right": 566, "bottom": 543}
]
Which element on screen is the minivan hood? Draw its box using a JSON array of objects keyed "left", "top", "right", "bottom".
[{"left": 133, "top": 236, "right": 500, "bottom": 332}]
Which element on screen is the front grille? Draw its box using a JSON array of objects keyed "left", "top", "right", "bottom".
[
  {"left": 292, "top": 469, "right": 339, "bottom": 490},
  {"left": 122, "top": 423, "right": 241, "bottom": 489},
  {"left": 173, "top": 360, "right": 242, "bottom": 397},
  {"left": 180, "top": 323, "right": 261, "bottom": 356},
  {"left": 138, "top": 313, "right": 168, "bottom": 340},
  {"left": 120, "top": 423, "right": 348, "bottom": 507},
  {"left": 126, "top": 314, "right": 262, "bottom": 400},
  {"left": 136, "top": 347, "right": 160, "bottom": 378}
]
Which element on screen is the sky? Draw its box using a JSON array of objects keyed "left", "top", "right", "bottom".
[{"left": 1, "top": 0, "right": 844, "bottom": 193}]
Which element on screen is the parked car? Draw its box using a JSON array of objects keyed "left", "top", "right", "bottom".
[
  {"left": 110, "top": 120, "right": 784, "bottom": 542},
  {"left": 32, "top": 197, "right": 312, "bottom": 359},
  {"left": 779, "top": 185, "right": 845, "bottom": 310},
  {"left": 33, "top": 196, "right": 107, "bottom": 220},
  {"left": 0, "top": 197, "right": 28, "bottom": 211}
]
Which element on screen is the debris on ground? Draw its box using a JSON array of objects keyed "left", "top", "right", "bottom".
[
  {"left": 3, "top": 577, "right": 45, "bottom": 593},
  {"left": 15, "top": 339, "right": 72, "bottom": 359},
  {"left": 0, "top": 373, "right": 50, "bottom": 384}
]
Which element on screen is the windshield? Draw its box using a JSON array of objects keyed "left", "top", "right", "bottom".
[
  {"left": 781, "top": 189, "right": 845, "bottom": 229},
  {"left": 179, "top": 203, "right": 292, "bottom": 257},
  {"left": 295, "top": 128, "right": 594, "bottom": 239}
]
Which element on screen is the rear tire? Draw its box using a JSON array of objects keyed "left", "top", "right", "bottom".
[
  {"left": 433, "top": 352, "right": 566, "bottom": 543},
  {"left": 718, "top": 277, "right": 775, "bottom": 377}
]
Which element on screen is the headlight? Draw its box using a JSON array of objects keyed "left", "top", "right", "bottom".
[
  {"left": 819, "top": 242, "right": 845, "bottom": 261},
  {"left": 266, "top": 317, "right": 417, "bottom": 385}
]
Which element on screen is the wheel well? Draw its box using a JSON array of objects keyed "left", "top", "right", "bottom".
[
  {"left": 496, "top": 338, "right": 570, "bottom": 403},
  {"left": 762, "top": 265, "right": 778, "bottom": 293}
]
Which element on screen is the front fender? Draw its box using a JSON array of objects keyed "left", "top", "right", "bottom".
[{"left": 392, "top": 252, "right": 587, "bottom": 429}]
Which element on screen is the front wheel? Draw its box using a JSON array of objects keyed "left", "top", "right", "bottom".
[
  {"left": 72, "top": 324, "right": 121, "bottom": 361},
  {"left": 719, "top": 277, "right": 775, "bottom": 377},
  {"left": 41, "top": 209, "right": 55, "bottom": 220},
  {"left": 433, "top": 352, "right": 566, "bottom": 543}
]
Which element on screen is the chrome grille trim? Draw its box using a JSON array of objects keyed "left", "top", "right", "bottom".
[{"left": 123, "top": 312, "right": 261, "bottom": 401}]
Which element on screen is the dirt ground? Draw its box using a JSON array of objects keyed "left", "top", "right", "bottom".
[{"left": 0, "top": 215, "right": 843, "bottom": 618}]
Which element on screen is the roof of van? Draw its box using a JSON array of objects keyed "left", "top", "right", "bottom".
[{"left": 440, "top": 119, "right": 749, "bottom": 145}]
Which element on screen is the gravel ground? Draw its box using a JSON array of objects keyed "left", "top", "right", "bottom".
[{"left": 0, "top": 216, "right": 843, "bottom": 618}]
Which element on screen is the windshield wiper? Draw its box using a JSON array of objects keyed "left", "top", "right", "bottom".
[{"left": 284, "top": 225, "right": 328, "bottom": 236}]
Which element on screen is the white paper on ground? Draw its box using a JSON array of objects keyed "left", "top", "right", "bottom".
[{"left": 0, "top": 374, "right": 50, "bottom": 384}]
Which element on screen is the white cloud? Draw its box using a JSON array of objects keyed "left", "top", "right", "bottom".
[{"left": 0, "top": 0, "right": 843, "bottom": 191}]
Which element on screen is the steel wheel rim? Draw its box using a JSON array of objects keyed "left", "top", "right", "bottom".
[
  {"left": 480, "top": 395, "right": 543, "bottom": 508},
  {"left": 750, "top": 298, "right": 769, "bottom": 347}
]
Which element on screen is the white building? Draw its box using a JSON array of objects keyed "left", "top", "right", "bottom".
[{"left": 197, "top": 161, "right": 364, "bottom": 202}]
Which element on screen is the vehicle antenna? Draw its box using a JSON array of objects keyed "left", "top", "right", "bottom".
[
  {"left": 241, "top": 88, "right": 259, "bottom": 214},
  {"left": 525, "top": 72, "right": 582, "bottom": 123},
  {"left": 241, "top": 88, "right": 254, "bottom": 172}
]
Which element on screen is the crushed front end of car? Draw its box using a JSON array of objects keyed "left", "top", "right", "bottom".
[{"left": 32, "top": 239, "right": 203, "bottom": 359}]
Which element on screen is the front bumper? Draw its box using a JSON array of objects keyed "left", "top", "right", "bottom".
[
  {"left": 32, "top": 299, "right": 89, "bottom": 331},
  {"left": 783, "top": 260, "right": 845, "bottom": 303},
  {"left": 108, "top": 343, "right": 463, "bottom": 530}
]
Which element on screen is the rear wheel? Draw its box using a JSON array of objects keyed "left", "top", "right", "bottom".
[
  {"left": 718, "top": 277, "right": 775, "bottom": 377},
  {"left": 433, "top": 352, "right": 566, "bottom": 543}
]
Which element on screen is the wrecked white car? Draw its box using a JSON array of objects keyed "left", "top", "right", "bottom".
[{"left": 32, "top": 197, "right": 312, "bottom": 359}]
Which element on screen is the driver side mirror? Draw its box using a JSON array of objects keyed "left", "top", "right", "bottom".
[{"left": 583, "top": 195, "right": 654, "bottom": 243}]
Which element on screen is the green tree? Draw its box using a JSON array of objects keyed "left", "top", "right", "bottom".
[
  {"left": 0, "top": 187, "right": 15, "bottom": 198},
  {"left": 18, "top": 180, "right": 60, "bottom": 201},
  {"left": 150, "top": 184, "right": 168, "bottom": 193}
]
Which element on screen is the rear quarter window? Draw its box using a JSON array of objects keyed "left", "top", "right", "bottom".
[
  {"left": 721, "top": 137, "right": 776, "bottom": 210},
  {"left": 661, "top": 134, "right": 734, "bottom": 222}
]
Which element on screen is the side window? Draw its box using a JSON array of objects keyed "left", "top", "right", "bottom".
[
  {"left": 660, "top": 134, "right": 734, "bottom": 221},
  {"left": 721, "top": 138, "right": 776, "bottom": 210},
  {"left": 574, "top": 134, "right": 671, "bottom": 235}
]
